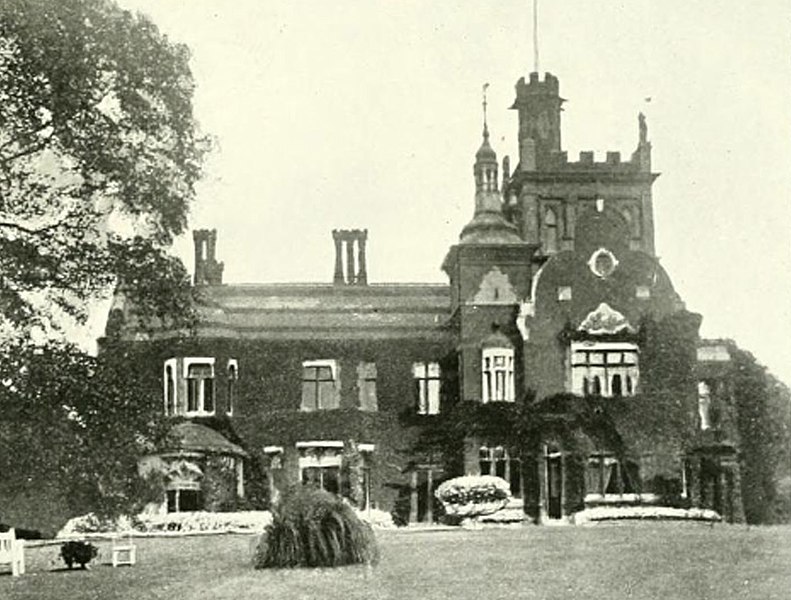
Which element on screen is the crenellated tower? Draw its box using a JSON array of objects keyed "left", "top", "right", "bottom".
[
  {"left": 502, "top": 72, "right": 658, "bottom": 257},
  {"left": 511, "top": 72, "right": 564, "bottom": 171}
]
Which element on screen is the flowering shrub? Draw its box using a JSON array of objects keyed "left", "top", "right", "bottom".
[
  {"left": 435, "top": 476, "right": 511, "bottom": 518},
  {"left": 58, "top": 511, "right": 273, "bottom": 537},
  {"left": 572, "top": 506, "right": 721, "bottom": 524},
  {"left": 136, "top": 511, "right": 273, "bottom": 533},
  {"left": 354, "top": 508, "right": 396, "bottom": 529}
]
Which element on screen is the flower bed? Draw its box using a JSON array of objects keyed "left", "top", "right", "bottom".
[
  {"left": 58, "top": 511, "right": 273, "bottom": 538},
  {"left": 572, "top": 505, "right": 721, "bottom": 525},
  {"left": 354, "top": 507, "right": 396, "bottom": 529}
]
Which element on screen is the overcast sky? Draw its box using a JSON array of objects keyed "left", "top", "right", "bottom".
[{"left": 114, "top": 0, "right": 791, "bottom": 385}]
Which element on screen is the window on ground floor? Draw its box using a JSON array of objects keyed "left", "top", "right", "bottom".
[
  {"left": 297, "top": 442, "right": 343, "bottom": 494},
  {"left": 585, "top": 454, "right": 640, "bottom": 498},
  {"left": 479, "top": 444, "right": 522, "bottom": 498},
  {"left": 166, "top": 488, "right": 203, "bottom": 513}
]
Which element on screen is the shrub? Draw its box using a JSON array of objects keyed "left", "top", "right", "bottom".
[
  {"left": 253, "top": 487, "right": 379, "bottom": 569},
  {"left": 60, "top": 541, "right": 98, "bottom": 569},
  {"left": 435, "top": 475, "right": 511, "bottom": 518}
]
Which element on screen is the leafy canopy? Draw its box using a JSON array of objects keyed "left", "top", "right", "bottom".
[{"left": 0, "top": 0, "right": 207, "bottom": 332}]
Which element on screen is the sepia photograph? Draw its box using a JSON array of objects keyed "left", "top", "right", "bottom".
[{"left": 1, "top": 1, "right": 790, "bottom": 598}]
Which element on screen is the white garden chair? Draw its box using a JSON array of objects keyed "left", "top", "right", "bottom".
[
  {"left": 111, "top": 533, "right": 137, "bottom": 567},
  {"left": 0, "top": 528, "right": 25, "bottom": 576}
]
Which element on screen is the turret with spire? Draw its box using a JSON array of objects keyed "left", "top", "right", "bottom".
[{"left": 458, "top": 85, "right": 522, "bottom": 245}]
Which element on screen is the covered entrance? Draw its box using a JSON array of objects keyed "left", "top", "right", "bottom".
[
  {"left": 408, "top": 464, "right": 443, "bottom": 524},
  {"left": 544, "top": 448, "right": 564, "bottom": 520}
]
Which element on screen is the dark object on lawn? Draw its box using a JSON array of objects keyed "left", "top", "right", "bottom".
[
  {"left": 61, "top": 540, "right": 98, "bottom": 569},
  {"left": 254, "top": 486, "right": 379, "bottom": 569}
]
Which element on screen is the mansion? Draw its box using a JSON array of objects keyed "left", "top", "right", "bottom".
[{"left": 104, "top": 71, "right": 744, "bottom": 524}]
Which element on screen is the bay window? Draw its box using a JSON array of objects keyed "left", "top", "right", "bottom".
[{"left": 570, "top": 341, "right": 638, "bottom": 397}]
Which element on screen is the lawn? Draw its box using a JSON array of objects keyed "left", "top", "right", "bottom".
[{"left": 2, "top": 522, "right": 790, "bottom": 599}]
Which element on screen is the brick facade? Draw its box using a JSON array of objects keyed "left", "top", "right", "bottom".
[{"left": 104, "top": 71, "right": 745, "bottom": 524}]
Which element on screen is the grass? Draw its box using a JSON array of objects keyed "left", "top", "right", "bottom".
[{"left": 1, "top": 522, "right": 790, "bottom": 599}]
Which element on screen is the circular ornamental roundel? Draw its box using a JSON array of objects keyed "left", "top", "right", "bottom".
[{"left": 588, "top": 247, "right": 619, "bottom": 278}]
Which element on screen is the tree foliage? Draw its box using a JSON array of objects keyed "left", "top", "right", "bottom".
[
  {"left": 0, "top": 340, "right": 169, "bottom": 535},
  {"left": 730, "top": 346, "right": 791, "bottom": 523},
  {"left": 0, "top": 0, "right": 206, "bottom": 331}
]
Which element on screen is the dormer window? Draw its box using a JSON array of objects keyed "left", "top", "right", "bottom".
[
  {"left": 482, "top": 347, "right": 515, "bottom": 403},
  {"left": 184, "top": 358, "right": 215, "bottom": 416}
]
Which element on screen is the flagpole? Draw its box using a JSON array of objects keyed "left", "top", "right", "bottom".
[{"left": 533, "top": 0, "right": 539, "bottom": 73}]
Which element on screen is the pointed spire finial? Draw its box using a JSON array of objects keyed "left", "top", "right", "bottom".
[{"left": 482, "top": 82, "right": 490, "bottom": 140}]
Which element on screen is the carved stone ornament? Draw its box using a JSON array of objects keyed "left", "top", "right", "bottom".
[
  {"left": 166, "top": 459, "right": 203, "bottom": 484},
  {"left": 471, "top": 267, "right": 518, "bottom": 304},
  {"left": 588, "top": 247, "right": 619, "bottom": 278},
  {"left": 578, "top": 302, "right": 636, "bottom": 335}
]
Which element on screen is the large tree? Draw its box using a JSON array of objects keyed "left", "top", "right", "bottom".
[
  {"left": 0, "top": 0, "right": 206, "bottom": 533},
  {"left": 0, "top": 0, "right": 206, "bottom": 333},
  {"left": 0, "top": 340, "right": 169, "bottom": 535}
]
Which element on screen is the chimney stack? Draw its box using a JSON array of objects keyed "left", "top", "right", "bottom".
[
  {"left": 193, "top": 229, "right": 224, "bottom": 286},
  {"left": 332, "top": 229, "right": 368, "bottom": 286}
]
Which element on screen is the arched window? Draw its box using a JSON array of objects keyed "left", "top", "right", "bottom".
[
  {"left": 591, "top": 376, "right": 602, "bottom": 396},
  {"left": 582, "top": 377, "right": 590, "bottom": 396},
  {"left": 544, "top": 207, "right": 559, "bottom": 253},
  {"left": 165, "top": 365, "right": 175, "bottom": 415}
]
